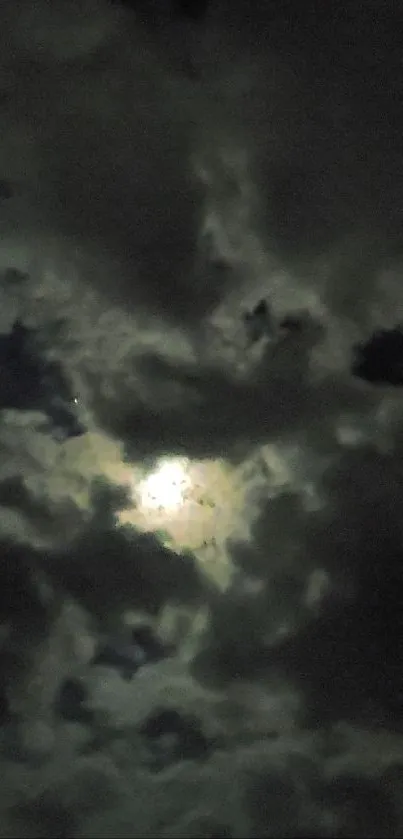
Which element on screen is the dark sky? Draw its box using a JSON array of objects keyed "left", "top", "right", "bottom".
[{"left": 1, "top": 2, "right": 403, "bottom": 837}]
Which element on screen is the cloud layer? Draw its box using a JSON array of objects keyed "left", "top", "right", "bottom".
[{"left": 1, "top": 0, "right": 403, "bottom": 836}]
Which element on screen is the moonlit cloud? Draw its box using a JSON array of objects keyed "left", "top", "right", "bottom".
[{"left": 1, "top": 1, "right": 403, "bottom": 837}]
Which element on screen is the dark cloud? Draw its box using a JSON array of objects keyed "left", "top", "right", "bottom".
[
  {"left": 352, "top": 326, "right": 403, "bottom": 386},
  {"left": 11, "top": 761, "right": 122, "bottom": 838},
  {"left": 0, "top": 539, "right": 49, "bottom": 639},
  {"left": 0, "top": 476, "right": 55, "bottom": 530},
  {"left": 14, "top": 793, "right": 78, "bottom": 839},
  {"left": 243, "top": 299, "right": 275, "bottom": 346},
  {"left": 194, "top": 443, "right": 403, "bottom": 733},
  {"left": 244, "top": 761, "right": 400, "bottom": 839},
  {"left": 1, "top": 1, "right": 403, "bottom": 837},
  {"left": 0, "top": 474, "right": 83, "bottom": 542},
  {"left": 93, "top": 325, "right": 376, "bottom": 462},
  {"left": 91, "top": 624, "right": 173, "bottom": 679},
  {"left": 234, "top": 1, "right": 403, "bottom": 267},
  {"left": 47, "top": 479, "right": 212, "bottom": 626},
  {"left": 140, "top": 706, "right": 212, "bottom": 771},
  {"left": 0, "top": 2, "right": 230, "bottom": 327},
  {"left": 243, "top": 755, "right": 324, "bottom": 838},
  {"left": 54, "top": 676, "right": 92, "bottom": 724},
  {"left": 320, "top": 773, "right": 398, "bottom": 839}
]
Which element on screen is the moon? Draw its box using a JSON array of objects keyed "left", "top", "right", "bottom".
[{"left": 138, "top": 457, "right": 191, "bottom": 512}]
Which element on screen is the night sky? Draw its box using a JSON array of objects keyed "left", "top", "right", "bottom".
[{"left": 1, "top": 1, "right": 403, "bottom": 837}]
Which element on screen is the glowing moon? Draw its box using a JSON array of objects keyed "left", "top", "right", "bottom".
[{"left": 138, "top": 457, "right": 190, "bottom": 512}]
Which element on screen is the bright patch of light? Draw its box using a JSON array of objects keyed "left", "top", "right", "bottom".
[
  {"left": 139, "top": 457, "right": 190, "bottom": 512},
  {"left": 57, "top": 435, "right": 265, "bottom": 589}
]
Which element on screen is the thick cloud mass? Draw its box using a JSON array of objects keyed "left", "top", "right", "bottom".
[{"left": 1, "top": 1, "right": 403, "bottom": 836}]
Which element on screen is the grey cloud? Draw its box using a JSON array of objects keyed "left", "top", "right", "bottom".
[
  {"left": 190, "top": 489, "right": 319, "bottom": 688},
  {"left": 246, "top": 446, "right": 403, "bottom": 726},
  {"left": 47, "top": 480, "right": 212, "bottom": 627},
  {"left": 92, "top": 332, "right": 377, "bottom": 463},
  {"left": 0, "top": 476, "right": 57, "bottom": 531},
  {"left": 0, "top": 476, "right": 209, "bottom": 665},
  {"left": 190, "top": 437, "right": 403, "bottom": 729},
  {"left": 352, "top": 326, "right": 403, "bottom": 386},
  {"left": 1, "top": 2, "right": 403, "bottom": 837},
  {"left": 0, "top": 4, "right": 233, "bottom": 327},
  {"left": 0, "top": 540, "right": 52, "bottom": 702},
  {"left": 322, "top": 235, "right": 401, "bottom": 329},
  {"left": 243, "top": 754, "right": 323, "bottom": 838},
  {"left": 242, "top": 4, "right": 403, "bottom": 263}
]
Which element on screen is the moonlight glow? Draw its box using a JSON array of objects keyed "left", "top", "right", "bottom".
[
  {"left": 50, "top": 433, "right": 281, "bottom": 591},
  {"left": 129, "top": 455, "right": 252, "bottom": 585},
  {"left": 67, "top": 435, "right": 260, "bottom": 587},
  {"left": 139, "top": 457, "right": 191, "bottom": 512}
]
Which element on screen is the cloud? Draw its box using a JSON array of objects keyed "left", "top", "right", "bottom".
[
  {"left": 43, "top": 479, "right": 212, "bottom": 627},
  {"left": 193, "top": 440, "right": 403, "bottom": 732},
  {"left": 0, "top": 0, "right": 237, "bottom": 329},
  {"left": 2, "top": 1, "right": 403, "bottom": 837},
  {"left": 92, "top": 325, "right": 379, "bottom": 464}
]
